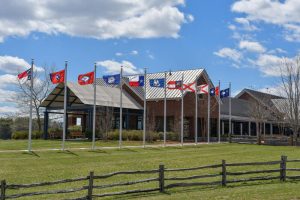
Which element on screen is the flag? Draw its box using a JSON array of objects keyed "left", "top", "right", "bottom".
[
  {"left": 182, "top": 82, "right": 196, "bottom": 92},
  {"left": 197, "top": 84, "right": 209, "bottom": 94},
  {"left": 78, "top": 71, "right": 94, "bottom": 85},
  {"left": 50, "top": 70, "right": 65, "bottom": 84},
  {"left": 210, "top": 86, "right": 219, "bottom": 96},
  {"left": 167, "top": 80, "right": 182, "bottom": 89},
  {"left": 220, "top": 88, "right": 230, "bottom": 98},
  {"left": 150, "top": 78, "right": 164, "bottom": 88},
  {"left": 103, "top": 74, "right": 120, "bottom": 85},
  {"left": 129, "top": 75, "right": 144, "bottom": 87},
  {"left": 18, "top": 69, "right": 31, "bottom": 82}
]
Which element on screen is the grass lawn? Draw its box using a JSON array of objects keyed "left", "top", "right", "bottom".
[
  {"left": 0, "top": 142, "right": 300, "bottom": 199},
  {"left": 0, "top": 139, "right": 164, "bottom": 151}
]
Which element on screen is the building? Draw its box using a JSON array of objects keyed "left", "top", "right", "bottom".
[{"left": 40, "top": 69, "right": 286, "bottom": 141}]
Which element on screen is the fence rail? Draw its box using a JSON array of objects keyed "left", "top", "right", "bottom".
[{"left": 1, "top": 155, "right": 300, "bottom": 200}]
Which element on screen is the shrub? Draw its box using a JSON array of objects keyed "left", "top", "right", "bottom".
[
  {"left": 69, "top": 125, "right": 82, "bottom": 132},
  {"left": 12, "top": 131, "right": 28, "bottom": 139},
  {"left": 0, "top": 118, "right": 13, "bottom": 139},
  {"left": 106, "top": 130, "right": 160, "bottom": 142},
  {"left": 12, "top": 130, "right": 42, "bottom": 139}
]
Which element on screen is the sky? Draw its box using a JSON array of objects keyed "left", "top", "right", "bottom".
[{"left": 0, "top": 0, "right": 299, "bottom": 114}]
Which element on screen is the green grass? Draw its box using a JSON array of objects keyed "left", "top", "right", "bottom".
[
  {"left": 0, "top": 139, "right": 163, "bottom": 151},
  {"left": 0, "top": 142, "right": 300, "bottom": 199}
]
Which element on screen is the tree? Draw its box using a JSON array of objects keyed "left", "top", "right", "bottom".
[
  {"left": 15, "top": 66, "right": 53, "bottom": 133},
  {"left": 280, "top": 57, "right": 300, "bottom": 145},
  {"left": 248, "top": 99, "right": 269, "bottom": 145}
]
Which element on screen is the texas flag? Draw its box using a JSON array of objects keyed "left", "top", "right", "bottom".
[
  {"left": 50, "top": 70, "right": 65, "bottom": 84},
  {"left": 167, "top": 80, "right": 182, "bottom": 89},
  {"left": 78, "top": 71, "right": 94, "bottom": 85},
  {"left": 17, "top": 68, "right": 31, "bottom": 83},
  {"left": 197, "top": 84, "right": 209, "bottom": 94},
  {"left": 129, "top": 75, "right": 144, "bottom": 87}
]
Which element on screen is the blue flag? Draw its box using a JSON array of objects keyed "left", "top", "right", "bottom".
[
  {"left": 210, "top": 88, "right": 215, "bottom": 96},
  {"left": 103, "top": 74, "right": 120, "bottom": 84},
  {"left": 149, "top": 78, "right": 165, "bottom": 88},
  {"left": 220, "top": 88, "right": 230, "bottom": 98}
]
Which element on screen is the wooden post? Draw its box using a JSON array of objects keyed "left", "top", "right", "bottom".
[
  {"left": 159, "top": 164, "right": 165, "bottom": 193},
  {"left": 87, "top": 171, "right": 94, "bottom": 200},
  {"left": 1, "top": 180, "right": 6, "bottom": 200},
  {"left": 222, "top": 160, "right": 227, "bottom": 186},
  {"left": 280, "top": 156, "right": 287, "bottom": 182}
]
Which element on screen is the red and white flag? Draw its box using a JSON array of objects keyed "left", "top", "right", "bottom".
[
  {"left": 167, "top": 80, "right": 182, "bottom": 89},
  {"left": 17, "top": 69, "right": 31, "bottom": 83},
  {"left": 197, "top": 84, "right": 209, "bottom": 94},
  {"left": 129, "top": 75, "right": 144, "bottom": 87},
  {"left": 78, "top": 71, "right": 94, "bottom": 85},
  {"left": 182, "top": 82, "right": 196, "bottom": 92},
  {"left": 50, "top": 70, "right": 65, "bottom": 84}
]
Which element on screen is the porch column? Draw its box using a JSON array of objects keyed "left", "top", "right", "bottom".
[
  {"left": 270, "top": 123, "right": 273, "bottom": 136},
  {"left": 222, "top": 121, "right": 224, "bottom": 135},
  {"left": 126, "top": 109, "right": 129, "bottom": 130},
  {"left": 240, "top": 123, "right": 243, "bottom": 136},
  {"left": 248, "top": 121, "right": 251, "bottom": 136},
  {"left": 43, "top": 110, "right": 49, "bottom": 139},
  {"left": 232, "top": 122, "right": 234, "bottom": 135},
  {"left": 263, "top": 122, "right": 266, "bottom": 137}
]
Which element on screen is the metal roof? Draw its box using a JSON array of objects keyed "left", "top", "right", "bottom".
[
  {"left": 40, "top": 82, "right": 142, "bottom": 110},
  {"left": 95, "top": 68, "right": 206, "bottom": 100}
]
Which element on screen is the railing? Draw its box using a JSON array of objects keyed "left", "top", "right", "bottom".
[{"left": 1, "top": 155, "right": 300, "bottom": 199}]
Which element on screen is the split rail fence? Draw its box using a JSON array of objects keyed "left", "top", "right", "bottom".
[{"left": 1, "top": 155, "right": 300, "bottom": 199}]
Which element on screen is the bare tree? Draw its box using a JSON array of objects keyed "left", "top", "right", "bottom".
[
  {"left": 280, "top": 57, "right": 300, "bottom": 145},
  {"left": 248, "top": 99, "right": 269, "bottom": 144},
  {"left": 15, "top": 66, "right": 53, "bottom": 133}
]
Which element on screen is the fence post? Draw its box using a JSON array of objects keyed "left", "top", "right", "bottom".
[
  {"left": 87, "top": 171, "right": 94, "bottom": 200},
  {"left": 159, "top": 164, "right": 165, "bottom": 193},
  {"left": 1, "top": 180, "right": 6, "bottom": 200},
  {"left": 222, "top": 160, "right": 226, "bottom": 186},
  {"left": 280, "top": 155, "right": 287, "bottom": 182}
]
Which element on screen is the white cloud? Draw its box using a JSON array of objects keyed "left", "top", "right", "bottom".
[
  {"left": 97, "top": 60, "right": 143, "bottom": 75},
  {"left": 0, "top": 56, "right": 43, "bottom": 74},
  {"left": 214, "top": 48, "right": 242, "bottom": 63},
  {"left": 249, "top": 54, "right": 289, "bottom": 77},
  {"left": 0, "top": 106, "right": 18, "bottom": 114},
  {"left": 234, "top": 17, "right": 258, "bottom": 31},
  {"left": 115, "top": 52, "right": 123, "bottom": 56},
  {"left": 131, "top": 50, "right": 138, "bottom": 55},
  {"left": 0, "top": 0, "right": 192, "bottom": 41},
  {"left": 0, "top": 74, "right": 18, "bottom": 86},
  {"left": 232, "top": 0, "right": 300, "bottom": 42},
  {"left": 239, "top": 40, "right": 265, "bottom": 53}
]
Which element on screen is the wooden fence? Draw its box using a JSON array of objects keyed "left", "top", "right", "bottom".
[{"left": 1, "top": 155, "right": 300, "bottom": 199}]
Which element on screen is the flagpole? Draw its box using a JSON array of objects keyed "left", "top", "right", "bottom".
[
  {"left": 195, "top": 85, "right": 198, "bottom": 145},
  {"left": 218, "top": 80, "right": 221, "bottom": 143},
  {"left": 119, "top": 66, "right": 123, "bottom": 148},
  {"left": 62, "top": 61, "right": 68, "bottom": 151},
  {"left": 207, "top": 84, "right": 210, "bottom": 144},
  {"left": 92, "top": 63, "right": 97, "bottom": 150},
  {"left": 181, "top": 73, "right": 184, "bottom": 147},
  {"left": 143, "top": 68, "right": 147, "bottom": 148},
  {"left": 163, "top": 71, "right": 167, "bottom": 147},
  {"left": 229, "top": 82, "right": 232, "bottom": 143},
  {"left": 28, "top": 58, "right": 34, "bottom": 152}
]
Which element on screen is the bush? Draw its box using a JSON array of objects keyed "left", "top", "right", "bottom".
[
  {"left": 0, "top": 118, "right": 13, "bottom": 139},
  {"left": 106, "top": 130, "right": 160, "bottom": 142},
  {"left": 12, "top": 130, "right": 42, "bottom": 139},
  {"left": 68, "top": 125, "right": 82, "bottom": 132},
  {"left": 12, "top": 131, "right": 28, "bottom": 139},
  {"left": 158, "top": 132, "right": 179, "bottom": 141}
]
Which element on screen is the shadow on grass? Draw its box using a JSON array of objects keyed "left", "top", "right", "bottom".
[
  {"left": 57, "top": 150, "right": 79, "bottom": 156},
  {"left": 117, "top": 148, "right": 138, "bottom": 152},
  {"left": 106, "top": 180, "right": 289, "bottom": 200},
  {"left": 22, "top": 151, "right": 40, "bottom": 157},
  {"left": 88, "top": 149, "right": 109, "bottom": 154}
]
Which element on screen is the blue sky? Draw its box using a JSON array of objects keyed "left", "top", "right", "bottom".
[{"left": 0, "top": 0, "right": 299, "bottom": 114}]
